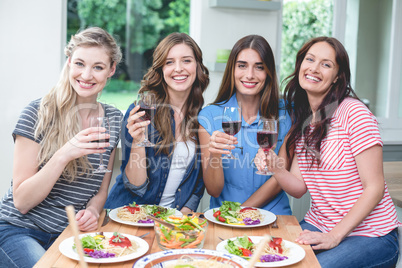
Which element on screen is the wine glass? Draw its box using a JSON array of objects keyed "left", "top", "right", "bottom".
[
  {"left": 256, "top": 118, "right": 278, "bottom": 175},
  {"left": 221, "top": 106, "right": 242, "bottom": 159},
  {"left": 90, "top": 117, "right": 111, "bottom": 173},
  {"left": 136, "top": 92, "right": 156, "bottom": 147}
]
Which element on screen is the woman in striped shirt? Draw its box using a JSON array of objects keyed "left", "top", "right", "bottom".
[
  {"left": 0, "top": 27, "right": 122, "bottom": 267},
  {"left": 255, "top": 37, "right": 399, "bottom": 267}
]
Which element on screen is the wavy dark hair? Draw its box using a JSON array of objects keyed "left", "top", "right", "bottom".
[
  {"left": 140, "top": 32, "right": 209, "bottom": 155},
  {"left": 283, "top": 36, "right": 358, "bottom": 164},
  {"left": 213, "top": 35, "right": 279, "bottom": 120}
]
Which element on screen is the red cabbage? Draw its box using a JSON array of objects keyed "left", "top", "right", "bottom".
[
  {"left": 243, "top": 217, "right": 261, "bottom": 225},
  {"left": 86, "top": 250, "right": 116, "bottom": 259},
  {"left": 260, "top": 254, "right": 288, "bottom": 262},
  {"left": 138, "top": 219, "right": 154, "bottom": 223}
]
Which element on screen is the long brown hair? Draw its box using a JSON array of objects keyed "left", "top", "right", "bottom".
[
  {"left": 213, "top": 35, "right": 279, "bottom": 119},
  {"left": 140, "top": 33, "right": 209, "bottom": 154},
  {"left": 283, "top": 36, "right": 358, "bottom": 164}
]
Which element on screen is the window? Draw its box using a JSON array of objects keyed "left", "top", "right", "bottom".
[
  {"left": 282, "top": 0, "right": 402, "bottom": 144},
  {"left": 67, "top": 0, "right": 190, "bottom": 110},
  {"left": 341, "top": 0, "right": 402, "bottom": 142},
  {"left": 280, "top": 0, "right": 334, "bottom": 85}
]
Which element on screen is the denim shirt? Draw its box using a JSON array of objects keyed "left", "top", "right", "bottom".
[
  {"left": 105, "top": 103, "right": 204, "bottom": 211},
  {"left": 198, "top": 94, "right": 292, "bottom": 215}
]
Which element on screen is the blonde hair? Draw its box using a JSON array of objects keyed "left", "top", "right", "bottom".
[{"left": 35, "top": 27, "right": 122, "bottom": 181}]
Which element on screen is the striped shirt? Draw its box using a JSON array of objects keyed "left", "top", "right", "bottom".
[
  {"left": 297, "top": 98, "right": 400, "bottom": 237},
  {"left": 0, "top": 99, "right": 122, "bottom": 233}
]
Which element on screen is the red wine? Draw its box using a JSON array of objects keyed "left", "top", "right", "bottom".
[
  {"left": 91, "top": 138, "right": 110, "bottom": 149},
  {"left": 222, "top": 121, "right": 241, "bottom": 136},
  {"left": 92, "top": 138, "right": 110, "bottom": 143},
  {"left": 138, "top": 106, "right": 155, "bottom": 121},
  {"left": 257, "top": 131, "right": 278, "bottom": 152}
]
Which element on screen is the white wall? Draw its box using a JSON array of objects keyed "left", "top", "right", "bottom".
[
  {"left": 0, "top": 0, "right": 66, "bottom": 196},
  {"left": 190, "top": 0, "right": 283, "bottom": 106}
]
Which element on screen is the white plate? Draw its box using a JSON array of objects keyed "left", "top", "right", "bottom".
[
  {"left": 133, "top": 248, "right": 250, "bottom": 268},
  {"left": 204, "top": 207, "right": 276, "bottom": 228},
  {"left": 59, "top": 232, "right": 149, "bottom": 263},
  {"left": 109, "top": 205, "right": 183, "bottom": 227},
  {"left": 216, "top": 236, "right": 306, "bottom": 267}
]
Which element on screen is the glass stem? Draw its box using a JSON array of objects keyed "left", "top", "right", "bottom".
[
  {"left": 144, "top": 124, "right": 149, "bottom": 142},
  {"left": 99, "top": 153, "right": 104, "bottom": 167},
  {"left": 263, "top": 151, "right": 269, "bottom": 172}
]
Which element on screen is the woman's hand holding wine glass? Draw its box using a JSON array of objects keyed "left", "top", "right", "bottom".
[
  {"left": 256, "top": 118, "right": 278, "bottom": 175},
  {"left": 132, "top": 92, "right": 156, "bottom": 147},
  {"left": 126, "top": 105, "right": 148, "bottom": 144},
  {"left": 57, "top": 126, "right": 109, "bottom": 165},
  {"left": 207, "top": 106, "right": 241, "bottom": 159},
  {"left": 221, "top": 106, "right": 242, "bottom": 159}
]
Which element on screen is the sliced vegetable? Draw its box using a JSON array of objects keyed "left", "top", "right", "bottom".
[
  {"left": 225, "top": 235, "right": 288, "bottom": 263},
  {"left": 86, "top": 250, "right": 115, "bottom": 259},
  {"left": 240, "top": 247, "right": 252, "bottom": 256},
  {"left": 83, "top": 248, "right": 94, "bottom": 253},
  {"left": 213, "top": 210, "right": 221, "bottom": 217},
  {"left": 155, "top": 215, "right": 207, "bottom": 250},
  {"left": 215, "top": 201, "right": 262, "bottom": 225},
  {"left": 218, "top": 216, "right": 226, "bottom": 222},
  {"left": 260, "top": 254, "right": 288, "bottom": 262},
  {"left": 243, "top": 217, "right": 261, "bottom": 225},
  {"left": 78, "top": 235, "right": 104, "bottom": 251},
  {"left": 143, "top": 205, "right": 175, "bottom": 218}
]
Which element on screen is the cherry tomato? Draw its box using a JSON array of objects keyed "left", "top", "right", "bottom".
[
  {"left": 240, "top": 247, "right": 252, "bottom": 256},
  {"left": 213, "top": 210, "right": 221, "bottom": 218},
  {"left": 218, "top": 216, "right": 226, "bottom": 222},
  {"left": 153, "top": 211, "right": 161, "bottom": 216}
]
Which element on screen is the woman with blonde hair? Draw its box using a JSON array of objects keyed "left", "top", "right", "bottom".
[
  {"left": 105, "top": 33, "right": 209, "bottom": 214},
  {"left": 0, "top": 27, "right": 122, "bottom": 267}
]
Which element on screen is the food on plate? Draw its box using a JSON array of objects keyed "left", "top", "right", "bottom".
[
  {"left": 213, "top": 201, "right": 265, "bottom": 225},
  {"left": 74, "top": 232, "right": 139, "bottom": 258},
  {"left": 225, "top": 235, "right": 289, "bottom": 263},
  {"left": 154, "top": 214, "right": 208, "bottom": 250},
  {"left": 116, "top": 202, "right": 177, "bottom": 223},
  {"left": 166, "top": 256, "right": 236, "bottom": 268}
]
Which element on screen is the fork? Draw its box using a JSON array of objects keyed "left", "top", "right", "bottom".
[
  {"left": 138, "top": 232, "right": 150, "bottom": 239},
  {"left": 271, "top": 219, "right": 278, "bottom": 228},
  {"left": 101, "top": 209, "right": 111, "bottom": 227}
]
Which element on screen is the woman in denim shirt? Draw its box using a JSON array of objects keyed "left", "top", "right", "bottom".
[
  {"left": 198, "top": 35, "right": 292, "bottom": 214},
  {"left": 105, "top": 33, "right": 209, "bottom": 214}
]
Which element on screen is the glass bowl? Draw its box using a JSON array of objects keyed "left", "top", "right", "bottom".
[{"left": 154, "top": 214, "right": 208, "bottom": 250}]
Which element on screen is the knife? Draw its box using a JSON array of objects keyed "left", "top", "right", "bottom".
[{"left": 101, "top": 209, "right": 111, "bottom": 226}]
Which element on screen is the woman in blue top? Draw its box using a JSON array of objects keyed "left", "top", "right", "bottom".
[
  {"left": 198, "top": 35, "right": 292, "bottom": 214},
  {"left": 105, "top": 33, "right": 209, "bottom": 214}
]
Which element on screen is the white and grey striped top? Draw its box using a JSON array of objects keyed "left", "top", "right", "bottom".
[{"left": 0, "top": 99, "right": 122, "bottom": 233}]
